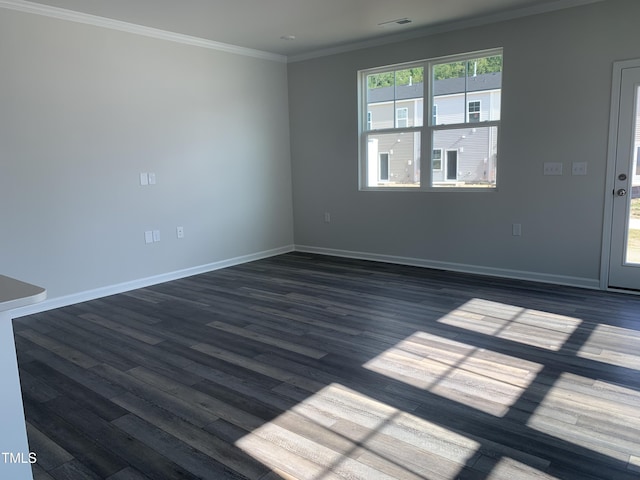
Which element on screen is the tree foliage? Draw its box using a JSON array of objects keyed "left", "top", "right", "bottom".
[
  {"left": 433, "top": 55, "right": 502, "bottom": 80},
  {"left": 367, "top": 67, "right": 424, "bottom": 89},
  {"left": 367, "top": 55, "right": 502, "bottom": 89}
]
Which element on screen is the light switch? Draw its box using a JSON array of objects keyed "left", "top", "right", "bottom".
[
  {"left": 512, "top": 223, "right": 522, "bottom": 236},
  {"left": 153, "top": 230, "right": 161, "bottom": 242},
  {"left": 148, "top": 172, "right": 157, "bottom": 185},
  {"left": 144, "top": 231, "right": 153, "bottom": 244},
  {"left": 140, "top": 173, "right": 149, "bottom": 186},
  {"left": 572, "top": 162, "right": 587, "bottom": 176},
  {"left": 543, "top": 162, "right": 563, "bottom": 176}
]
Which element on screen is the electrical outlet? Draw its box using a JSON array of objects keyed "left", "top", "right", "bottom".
[
  {"left": 324, "top": 212, "right": 331, "bottom": 223},
  {"left": 176, "top": 226, "right": 184, "bottom": 239},
  {"left": 543, "top": 162, "right": 563, "bottom": 176}
]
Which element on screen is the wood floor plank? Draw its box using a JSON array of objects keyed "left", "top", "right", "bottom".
[
  {"left": 21, "top": 360, "right": 128, "bottom": 422},
  {"left": 206, "top": 320, "right": 328, "bottom": 359},
  {"left": 90, "top": 363, "right": 219, "bottom": 428},
  {"left": 112, "top": 414, "right": 247, "bottom": 480},
  {"left": 22, "top": 397, "right": 127, "bottom": 478},
  {"left": 111, "top": 392, "right": 270, "bottom": 480},
  {"left": 26, "top": 423, "right": 74, "bottom": 472},
  {"left": 17, "top": 328, "right": 100, "bottom": 369},
  {"left": 44, "top": 396, "right": 197, "bottom": 480}
]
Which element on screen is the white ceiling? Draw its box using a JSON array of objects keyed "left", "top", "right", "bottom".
[{"left": 24, "top": 0, "right": 602, "bottom": 60}]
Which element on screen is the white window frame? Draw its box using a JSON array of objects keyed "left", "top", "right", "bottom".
[
  {"left": 359, "top": 47, "right": 502, "bottom": 191},
  {"left": 468, "top": 100, "right": 481, "bottom": 123},
  {"left": 432, "top": 148, "right": 443, "bottom": 171},
  {"left": 396, "top": 107, "right": 408, "bottom": 128}
]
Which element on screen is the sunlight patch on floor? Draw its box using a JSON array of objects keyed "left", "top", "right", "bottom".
[
  {"left": 527, "top": 373, "right": 640, "bottom": 464},
  {"left": 437, "top": 298, "right": 582, "bottom": 351},
  {"left": 577, "top": 323, "right": 640, "bottom": 370},
  {"left": 235, "top": 383, "right": 482, "bottom": 479},
  {"left": 362, "top": 330, "right": 542, "bottom": 416}
]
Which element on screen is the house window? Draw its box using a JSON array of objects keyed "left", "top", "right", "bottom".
[
  {"left": 468, "top": 101, "right": 481, "bottom": 123},
  {"left": 379, "top": 153, "right": 390, "bottom": 181},
  {"left": 432, "top": 149, "right": 443, "bottom": 171},
  {"left": 396, "top": 108, "right": 408, "bottom": 128},
  {"left": 360, "top": 48, "right": 502, "bottom": 190}
]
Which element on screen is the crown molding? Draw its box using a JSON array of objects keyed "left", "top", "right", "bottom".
[
  {"left": 0, "top": 0, "right": 287, "bottom": 63},
  {"left": 287, "top": 0, "right": 606, "bottom": 63}
]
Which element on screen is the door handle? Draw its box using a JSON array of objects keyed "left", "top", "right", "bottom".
[{"left": 616, "top": 188, "right": 627, "bottom": 197}]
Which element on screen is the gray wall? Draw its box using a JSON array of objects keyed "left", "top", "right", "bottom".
[
  {"left": 288, "top": 0, "right": 640, "bottom": 285},
  {"left": 0, "top": 8, "right": 293, "bottom": 301}
]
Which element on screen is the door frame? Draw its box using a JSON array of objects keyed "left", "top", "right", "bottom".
[{"left": 600, "top": 59, "right": 640, "bottom": 290}]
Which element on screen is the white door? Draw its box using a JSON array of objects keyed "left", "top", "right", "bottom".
[{"left": 608, "top": 65, "right": 640, "bottom": 289}]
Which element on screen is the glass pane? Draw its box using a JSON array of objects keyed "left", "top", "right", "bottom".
[
  {"left": 431, "top": 127, "right": 497, "bottom": 188},
  {"left": 432, "top": 61, "right": 465, "bottom": 124},
  {"left": 626, "top": 88, "right": 640, "bottom": 263},
  {"left": 395, "top": 67, "right": 424, "bottom": 128},
  {"left": 432, "top": 54, "right": 502, "bottom": 125},
  {"left": 366, "top": 132, "right": 421, "bottom": 187},
  {"left": 367, "top": 67, "right": 423, "bottom": 130}
]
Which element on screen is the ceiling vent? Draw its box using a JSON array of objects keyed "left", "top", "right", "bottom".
[{"left": 378, "top": 18, "right": 412, "bottom": 27}]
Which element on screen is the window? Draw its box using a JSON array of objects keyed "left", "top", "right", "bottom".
[
  {"left": 360, "top": 48, "right": 502, "bottom": 190},
  {"left": 432, "top": 149, "right": 443, "bottom": 171},
  {"left": 396, "top": 108, "right": 408, "bottom": 128},
  {"left": 468, "top": 101, "right": 481, "bottom": 123}
]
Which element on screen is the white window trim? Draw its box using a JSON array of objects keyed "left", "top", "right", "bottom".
[
  {"left": 396, "top": 107, "right": 408, "bottom": 128},
  {"left": 468, "top": 100, "right": 481, "bottom": 123},
  {"left": 432, "top": 148, "right": 443, "bottom": 171}
]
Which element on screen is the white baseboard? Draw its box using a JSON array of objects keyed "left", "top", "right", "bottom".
[
  {"left": 12, "top": 245, "right": 294, "bottom": 317},
  {"left": 294, "top": 245, "right": 601, "bottom": 290},
  {"left": 11, "top": 242, "right": 602, "bottom": 318}
]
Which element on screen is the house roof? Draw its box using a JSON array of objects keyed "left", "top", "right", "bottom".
[{"left": 367, "top": 72, "right": 502, "bottom": 103}]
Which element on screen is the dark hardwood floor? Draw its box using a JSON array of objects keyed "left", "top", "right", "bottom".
[{"left": 12, "top": 252, "right": 640, "bottom": 479}]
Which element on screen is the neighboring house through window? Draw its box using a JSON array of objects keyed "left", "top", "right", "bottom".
[{"left": 360, "top": 48, "right": 502, "bottom": 190}]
